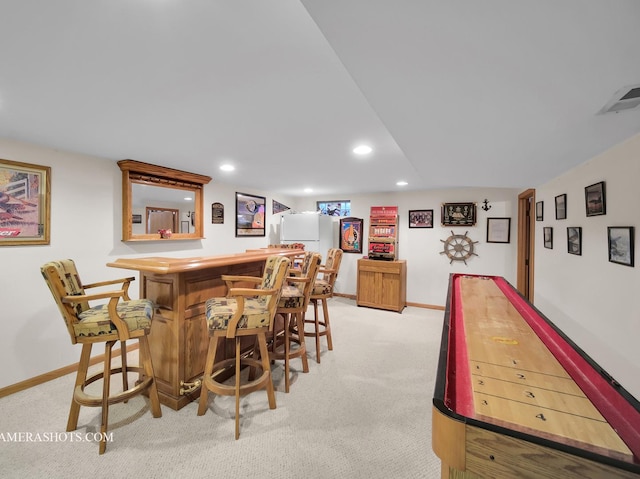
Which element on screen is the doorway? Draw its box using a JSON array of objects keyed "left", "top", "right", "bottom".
[
  {"left": 146, "top": 207, "right": 179, "bottom": 234},
  {"left": 517, "top": 189, "right": 535, "bottom": 301}
]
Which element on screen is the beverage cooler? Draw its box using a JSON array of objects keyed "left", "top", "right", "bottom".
[{"left": 279, "top": 213, "right": 334, "bottom": 255}]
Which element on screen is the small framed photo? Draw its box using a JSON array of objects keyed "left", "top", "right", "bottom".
[
  {"left": 567, "top": 227, "right": 582, "bottom": 255},
  {"left": 585, "top": 181, "right": 606, "bottom": 217},
  {"left": 409, "top": 209, "right": 433, "bottom": 228},
  {"left": 339, "top": 217, "right": 363, "bottom": 253},
  {"left": 608, "top": 226, "right": 634, "bottom": 267},
  {"left": 441, "top": 202, "right": 476, "bottom": 226},
  {"left": 486, "top": 217, "right": 511, "bottom": 243},
  {"left": 543, "top": 227, "right": 553, "bottom": 249},
  {"left": 535, "top": 201, "right": 543, "bottom": 221},
  {"left": 132, "top": 214, "right": 142, "bottom": 224},
  {"left": 555, "top": 194, "right": 567, "bottom": 220}
]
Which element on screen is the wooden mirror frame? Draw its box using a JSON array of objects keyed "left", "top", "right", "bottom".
[{"left": 118, "top": 159, "right": 212, "bottom": 242}]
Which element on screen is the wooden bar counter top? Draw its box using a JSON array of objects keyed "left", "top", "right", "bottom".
[{"left": 108, "top": 248, "right": 302, "bottom": 410}]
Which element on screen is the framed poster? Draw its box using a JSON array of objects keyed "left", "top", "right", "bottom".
[
  {"left": 486, "top": 217, "right": 511, "bottom": 243},
  {"left": 235, "top": 192, "right": 265, "bottom": 237},
  {"left": 441, "top": 202, "right": 476, "bottom": 226},
  {"left": 567, "top": 227, "right": 582, "bottom": 255},
  {"left": 543, "top": 227, "right": 553, "bottom": 249},
  {"left": 535, "top": 201, "right": 543, "bottom": 221},
  {"left": 555, "top": 194, "right": 567, "bottom": 220},
  {"left": 339, "top": 216, "right": 363, "bottom": 253},
  {"left": 409, "top": 209, "right": 433, "bottom": 228},
  {"left": 0, "top": 159, "right": 50, "bottom": 246},
  {"left": 608, "top": 226, "right": 634, "bottom": 267},
  {"left": 585, "top": 181, "right": 606, "bottom": 217}
]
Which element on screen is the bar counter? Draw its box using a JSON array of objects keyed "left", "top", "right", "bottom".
[{"left": 108, "top": 248, "right": 302, "bottom": 410}]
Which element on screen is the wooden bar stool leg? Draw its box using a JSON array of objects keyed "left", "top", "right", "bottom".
[
  {"left": 68, "top": 343, "right": 92, "bottom": 432},
  {"left": 99, "top": 340, "right": 115, "bottom": 455},
  {"left": 235, "top": 337, "right": 242, "bottom": 440},
  {"left": 120, "top": 340, "right": 129, "bottom": 402},
  {"left": 322, "top": 298, "right": 333, "bottom": 351},
  {"left": 139, "top": 336, "right": 162, "bottom": 418},
  {"left": 283, "top": 313, "right": 291, "bottom": 393},
  {"left": 257, "top": 332, "right": 276, "bottom": 410},
  {"left": 313, "top": 300, "right": 321, "bottom": 363},
  {"left": 198, "top": 335, "right": 219, "bottom": 416},
  {"left": 295, "top": 312, "right": 309, "bottom": 374}
]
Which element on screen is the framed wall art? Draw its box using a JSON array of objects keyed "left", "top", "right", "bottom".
[
  {"left": 235, "top": 192, "right": 266, "bottom": 237},
  {"left": 339, "top": 216, "right": 363, "bottom": 253},
  {"left": 555, "top": 194, "right": 567, "bottom": 220},
  {"left": 317, "top": 200, "right": 351, "bottom": 217},
  {"left": 543, "top": 226, "right": 553, "bottom": 249},
  {"left": 0, "top": 158, "right": 51, "bottom": 246},
  {"left": 567, "top": 227, "right": 582, "bottom": 255},
  {"left": 409, "top": 209, "right": 433, "bottom": 228},
  {"left": 608, "top": 226, "right": 634, "bottom": 267},
  {"left": 585, "top": 181, "right": 606, "bottom": 217},
  {"left": 536, "top": 201, "right": 543, "bottom": 221},
  {"left": 486, "top": 217, "right": 511, "bottom": 243},
  {"left": 441, "top": 202, "right": 476, "bottom": 226}
]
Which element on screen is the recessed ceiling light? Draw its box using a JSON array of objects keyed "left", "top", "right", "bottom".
[
  {"left": 184, "top": 197, "right": 193, "bottom": 201},
  {"left": 304, "top": 187, "right": 313, "bottom": 193},
  {"left": 220, "top": 164, "right": 235, "bottom": 172},
  {"left": 353, "top": 145, "right": 372, "bottom": 155},
  {"left": 396, "top": 181, "right": 408, "bottom": 186}
]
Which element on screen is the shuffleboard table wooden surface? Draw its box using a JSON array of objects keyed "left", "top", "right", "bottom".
[{"left": 432, "top": 273, "right": 640, "bottom": 478}]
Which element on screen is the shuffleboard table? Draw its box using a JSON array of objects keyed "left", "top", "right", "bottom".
[{"left": 432, "top": 273, "right": 640, "bottom": 478}]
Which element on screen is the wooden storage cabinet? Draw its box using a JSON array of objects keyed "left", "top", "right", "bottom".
[{"left": 357, "top": 259, "right": 406, "bottom": 313}]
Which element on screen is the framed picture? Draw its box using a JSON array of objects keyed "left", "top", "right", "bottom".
[
  {"left": 317, "top": 200, "right": 351, "bottom": 217},
  {"left": 486, "top": 217, "right": 511, "bottom": 243},
  {"left": 585, "top": 181, "right": 606, "bottom": 217},
  {"left": 180, "top": 220, "right": 189, "bottom": 233},
  {"left": 441, "top": 202, "right": 476, "bottom": 226},
  {"left": 567, "top": 227, "right": 582, "bottom": 255},
  {"left": 535, "top": 201, "right": 543, "bottom": 221},
  {"left": 543, "top": 227, "right": 553, "bottom": 249},
  {"left": 0, "top": 159, "right": 51, "bottom": 246},
  {"left": 555, "top": 194, "right": 567, "bottom": 220},
  {"left": 339, "top": 216, "right": 363, "bottom": 253},
  {"left": 409, "top": 209, "right": 433, "bottom": 228},
  {"left": 132, "top": 214, "right": 142, "bottom": 224},
  {"left": 235, "top": 192, "right": 266, "bottom": 237},
  {"left": 608, "top": 226, "right": 634, "bottom": 267}
]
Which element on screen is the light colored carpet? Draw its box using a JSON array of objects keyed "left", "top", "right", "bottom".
[{"left": 0, "top": 297, "right": 444, "bottom": 479}]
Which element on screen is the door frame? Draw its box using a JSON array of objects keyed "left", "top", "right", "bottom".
[{"left": 517, "top": 189, "right": 536, "bottom": 301}]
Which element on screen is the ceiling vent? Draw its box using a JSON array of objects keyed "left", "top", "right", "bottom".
[{"left": 598, "top": 84, "right": 640, "bottom": 114}]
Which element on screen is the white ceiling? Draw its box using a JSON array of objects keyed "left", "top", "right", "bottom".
[{"left": 1, "top": 1, "right": 639, "bottom": 197}]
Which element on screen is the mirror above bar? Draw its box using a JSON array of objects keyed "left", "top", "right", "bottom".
[{"left": 118, "top": 159, "right": 212, "bottom": 242}]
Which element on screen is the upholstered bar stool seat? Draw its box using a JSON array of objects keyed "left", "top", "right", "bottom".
[
  {"left": 198, "top": 255, "right": 290, "bottom": 439},
  {"left": 40, "top": 259, "right": 162, "bottom": 454},
  {"left": 271, "top": 252, "right": 321, "bottom": 392},
  {"left": 298, "top": 248, "right": 343, "bottom": 363}
]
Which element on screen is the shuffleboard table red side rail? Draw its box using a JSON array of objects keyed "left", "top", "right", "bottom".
[{"left": 434, "top": 273, "right": 640, "bottom": 474}]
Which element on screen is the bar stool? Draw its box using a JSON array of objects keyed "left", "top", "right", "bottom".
[
  {"left": 300, "top": 248, "right": 343, "bottom": 363},
  {"left": 197, "top": 255, "right": 290, "bottom": 439},
  {"left": 40, "top": 259, "right": 162, "bottom": 454},
  {"left": 271, "top": 252, "right": 321, "bottom": 392}
]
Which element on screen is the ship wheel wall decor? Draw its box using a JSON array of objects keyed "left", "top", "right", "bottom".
[{"left": 440, "top": 231, "right": 479, "bottom": 265}]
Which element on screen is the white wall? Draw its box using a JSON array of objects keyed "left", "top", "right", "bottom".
[
  {"left": 5, "top": 132, "right": 639, "bottom": 403},
  {"left": 294, "top": 188, "right": 519, "bottom": 306},
  {"left": 534, "top": 133, "right": 640, "bottom": 400},
  {"left": 0, "top": 138, "right": 520, "bottom": 389}
]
